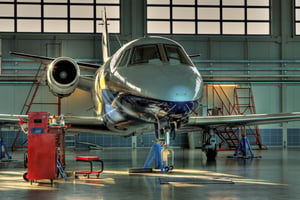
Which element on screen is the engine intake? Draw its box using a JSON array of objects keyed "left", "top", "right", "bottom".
[{"left": 47, "top": 57, "right": 80, "bottom": 97}]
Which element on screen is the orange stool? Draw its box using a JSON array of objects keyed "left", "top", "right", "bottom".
[{"left": 74, "top": 156, "right": 104, "bottom": 178}]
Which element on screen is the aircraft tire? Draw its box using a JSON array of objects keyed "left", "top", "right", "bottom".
[
  {"left": 206, "top": 148, "right": 217, "bottom": 161},
  {"left": 23, "top": 172, "right": 29, "bottom": 182}
]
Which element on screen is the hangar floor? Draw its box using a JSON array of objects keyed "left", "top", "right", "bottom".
[{"left": 0, "top": 147, "right": 300, "bottom": 200}]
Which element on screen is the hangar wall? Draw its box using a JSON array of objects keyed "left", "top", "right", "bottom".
[{"left": 1, "top": 0, "right": 300, "bottom": 148}]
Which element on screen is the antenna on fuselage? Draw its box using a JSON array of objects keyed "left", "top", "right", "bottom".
[{"left": 101, "top": 7, "right": 110, "bottom": 62}]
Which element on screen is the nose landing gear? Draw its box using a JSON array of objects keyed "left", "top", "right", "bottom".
[
  {"left": 154, "top": 119, "right": 177, "bottom": 145},
  {"left": 150, "top": 121, "right": 175, "bottom": 173}
]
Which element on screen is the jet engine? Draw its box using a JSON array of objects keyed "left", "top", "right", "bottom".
[{"left": 47, "top": 57, "right": 80, "bottom": 97}]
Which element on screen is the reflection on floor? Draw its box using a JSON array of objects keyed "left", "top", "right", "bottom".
[{"left": 1, "top": 147, "right": 300, "bottom": 200}]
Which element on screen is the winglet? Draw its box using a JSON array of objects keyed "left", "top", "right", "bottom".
[{"left": 102, "top": 7, "right": 110, "bottom": 63}]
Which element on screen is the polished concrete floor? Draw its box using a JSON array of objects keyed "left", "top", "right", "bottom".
[{"left": 1, "top": 147, "right": 300, "bottom": 200}]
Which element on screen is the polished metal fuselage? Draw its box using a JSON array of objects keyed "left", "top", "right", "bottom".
[{"left": 91, "top": 36, "right": 203, "bottom": 134}]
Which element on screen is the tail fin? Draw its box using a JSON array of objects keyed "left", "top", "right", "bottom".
[{"left": 102, "top": 7, "right": 110, "bottom": 63}]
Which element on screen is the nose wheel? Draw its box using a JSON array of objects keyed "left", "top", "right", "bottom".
[{"left": 205, "top": 146, "right": 217, "bottom": 161}]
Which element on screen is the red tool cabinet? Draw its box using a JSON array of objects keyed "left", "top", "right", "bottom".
[
  {"left": 27, "top": 134, "right": 57, "bottom": 184},
  {"left": 26, "top": 112, "right": 57, "bottom": 184}
]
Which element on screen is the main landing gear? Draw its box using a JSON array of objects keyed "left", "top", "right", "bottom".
[
  {"left": 155, "top": 119, "right": 218, "bottom": 161},
  {"left": 202, "top": 128, "right": 218, "bottom": 161}
]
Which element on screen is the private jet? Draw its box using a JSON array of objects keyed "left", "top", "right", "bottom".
[{"left": 2, "top": 9, "right": 300, "bottom": 160}]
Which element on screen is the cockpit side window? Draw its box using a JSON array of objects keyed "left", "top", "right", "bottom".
[
  {"left": 164, "top": 44, "right": 190, "bottom": 65},
  {"left": 118, "top": 49, "right": 130, "bottom": 67},
  {"left": 130, "top": 44, "right": 161, "bottom": 65}
]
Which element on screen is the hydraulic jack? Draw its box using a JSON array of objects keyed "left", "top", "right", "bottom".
[{"left": 0, "top": 137, "right": 11, "bottom": 160}]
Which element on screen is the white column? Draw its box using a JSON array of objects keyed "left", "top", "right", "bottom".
[
  {"left": 131, "top": 136, "right": 137, "bottom": 149},
  {"left": 282, "top": 122, "right": 287, "bottom": 148},
  {"left": 280, "top": 84, "right": 287, "bottom": 148}
]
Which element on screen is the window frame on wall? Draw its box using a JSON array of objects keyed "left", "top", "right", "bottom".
[
  {"left": 295, "top": 0, "right": 300, "bottom": 35},
  {"left": 0, "top": 0, "right": 120, "bottom": 33},
  {"left": 147, "top": 0, "right": 271, "bottom": 36}
]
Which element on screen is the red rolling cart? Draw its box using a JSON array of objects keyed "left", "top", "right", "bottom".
[
  {"left": 24, "top": 112, "right": 57, "bottom": 185},
  {"left": 27, "top": 134, "right": 57, "bottom": 184}
]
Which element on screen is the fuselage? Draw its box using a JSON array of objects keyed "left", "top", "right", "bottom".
[{"left": 92, "top": 36, "right": 203, "bottom": 135}]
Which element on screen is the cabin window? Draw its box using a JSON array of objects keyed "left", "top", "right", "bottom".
[
  {"left": 164, "top": 44, "right": 190, "bottom": 65},
  {"left": 130, "top": 44, "right": 161, "bottom": 65}
]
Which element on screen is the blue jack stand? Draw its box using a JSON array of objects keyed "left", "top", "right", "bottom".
[
  {"left": 234, "top": 136, "right": 254, "bottom": 159},
  {"left": 143, "top": 141, "right": 174, "bottom": 173},
  {"left": 0, "top": 138, "right": 12, "bottom": 160},
  {"left": 144, "top": 142, "right": 163, "bottom": 170}
]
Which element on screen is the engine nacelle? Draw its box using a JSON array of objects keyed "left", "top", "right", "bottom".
[{"left": 47, "top": 57, "right": 80, "bottom": 97}]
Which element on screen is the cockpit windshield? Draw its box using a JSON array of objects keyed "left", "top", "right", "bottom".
[
  {"left": 121, "top": 42, "right": 192, "bottom": 67},
  {"left": 130, "top": 44, "right": 161, "bottom": 65},
  {"left": 164, "top": 44, "right": 190, "bottom": 65}
]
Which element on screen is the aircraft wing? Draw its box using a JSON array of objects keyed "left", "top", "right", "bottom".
[
  {"left": 0, "top": 114, "right": 112, "bottom": 134},
  {"left": 10, "top": 52, "right": 100, "bottom": 69},
  {"left": 64, "top": 112, "right": 300, "bottom": 134},
  {"left": 63, "top": 115, "right": 114, "bottom": 134},
  {"left": 0, "top": 114, "right": 27, "bottom": 126},
  {"left": 187, "top": 112, "right": 300, "bottom": 128}
]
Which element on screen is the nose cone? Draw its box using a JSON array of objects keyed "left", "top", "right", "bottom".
[
  {"left": 160, "top": 67, "right": 203, "bottom": 101},
  {"left": 117, "top": 64, "right": 203, "bottom": 102},
  {"left": 168, "top": 85, "right": 195, "bottom": 101}
]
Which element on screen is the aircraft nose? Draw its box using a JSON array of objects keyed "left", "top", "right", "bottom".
[
  {"left": 152, "top": 66, "right": 203, "bottom": 102},
  {"left": 168, "top": 85, "right": 194, "bottom": 101},
  {"left": 117, "top": 64, "right": 203, "bottom": 102}
]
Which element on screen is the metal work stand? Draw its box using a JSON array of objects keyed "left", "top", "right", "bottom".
[
  {"left": 74, "top": 156, "right": 104, "bottom": 178},
  {"left": 144, "top": 142, "right": 163, "bottom": 170},
  {"left": 234, "top": 136, "right": 255, "bottom": 159},
  {"left": 143, "top": 142, "right": 174, "bottom": 173},
  {"left": 0, "top": 137, "right": 12, "bottom": 160}
]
